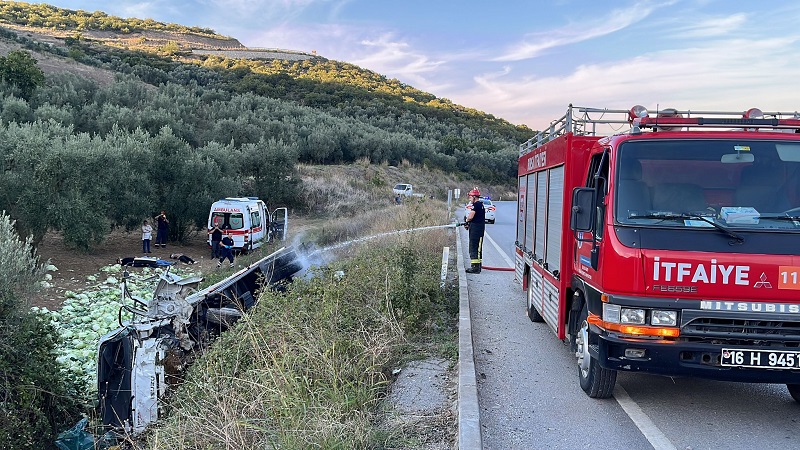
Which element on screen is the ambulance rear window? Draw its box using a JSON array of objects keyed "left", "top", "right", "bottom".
[
  {"left": 211, "top": 212, "right": 244, "bottom": 230},
  {"left": 229, "top": 215, "right": 243, "bottom": 229}
]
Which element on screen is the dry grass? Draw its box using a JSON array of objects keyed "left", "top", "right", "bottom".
[
  {"left": 142, "top": 198, "right": 458, "bottom": 449},
  {"left": 296, "top": 162, "right": 515, "bottom": 217}
]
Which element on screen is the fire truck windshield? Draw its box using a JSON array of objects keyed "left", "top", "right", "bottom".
[{"left": 615, "top": 139, "right": 800, "bottom": 231}]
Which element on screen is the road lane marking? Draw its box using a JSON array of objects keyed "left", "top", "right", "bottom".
[
  {"left": 482, "top": 211, "right": 672, "bottom": 448},
  {"left": 614, "top": 385, "right": 677, "bottom": 450},
  {"left": 484, "top": 230, "right": 514, "bottom": 268}
]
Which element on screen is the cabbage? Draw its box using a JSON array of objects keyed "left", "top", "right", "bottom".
[{"left": 31, "top": 264, "right": 199, "bottom": 403}]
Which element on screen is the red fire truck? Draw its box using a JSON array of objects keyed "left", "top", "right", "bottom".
[{"left": 516, "top": 104, "right": 800, "bottom": 399}]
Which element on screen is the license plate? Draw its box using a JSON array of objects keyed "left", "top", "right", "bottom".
[{"left": 721, "top": 348, "right": 800, "bottom": 369}]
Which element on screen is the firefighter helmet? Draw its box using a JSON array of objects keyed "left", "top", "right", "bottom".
[{"left": 468, "top": 187, "right": 481, "bottom": 197}]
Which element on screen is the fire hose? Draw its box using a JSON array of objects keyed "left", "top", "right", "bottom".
[
  {"left": 480, "top": 265, "right": 515, "bottom": 271},
  {"left": 450, "top": 222, "right": 515, "bottom": 272}
]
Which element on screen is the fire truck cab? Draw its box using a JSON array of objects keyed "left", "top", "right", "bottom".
[{"left": 516, "top": 105, "right": 800, "bottom": 399}]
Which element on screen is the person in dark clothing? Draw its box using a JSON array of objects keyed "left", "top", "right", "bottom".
[
  {"left": 217, "top": 233, "right": 235, "bottom": 268},
  {"left": 170, "top": 253, "right": 196, "bottom": 264},
  {"left": 464, "top": 187, "right": 485, "bottom": 274},
  {"left": 118, "top": 256, "right": 173, "bottom": 268},
  {"left": 209, "top": 223, "right": 223, "bottom": 258},
  {"left": 155, "top": 210, "right": 169, "bottom": 248}
]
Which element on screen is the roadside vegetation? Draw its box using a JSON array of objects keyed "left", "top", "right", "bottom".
[
  {"left": 0, "top": 212, "right": 85, "bottom": 449},
  {"left": 145, "top": 199, "right": 457, "bottom": 449},
  {"left": 0, "top": 196, "right": 458, "bottom": 449}
]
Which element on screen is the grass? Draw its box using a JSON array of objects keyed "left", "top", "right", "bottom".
[
  {"left": 142, "top": 199, "right": 459, "bottom": 449},
  {"left": 296, "top": 162, "right": 516, "bottom": 218}
]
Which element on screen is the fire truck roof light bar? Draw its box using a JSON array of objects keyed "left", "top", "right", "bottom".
[
  {"left": 520, "top": 105, "right": 800, "bottom": 157},
  {"left": 636, "top": 116, "right": 800, "bottom": 128}
]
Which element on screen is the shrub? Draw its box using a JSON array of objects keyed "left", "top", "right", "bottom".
[{"left": 0, "top": 212, "right": 85, "bottom": 450}]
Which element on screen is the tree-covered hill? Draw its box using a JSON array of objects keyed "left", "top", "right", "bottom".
[
  {"left": 0, "top": 1, "right": 223, "bottom": 38},
  {"left": 0, "top": 1, "right": 534, "bottom": 251},
  {"left": 0, "top": 1, "right": 532, "bottom": 142}
]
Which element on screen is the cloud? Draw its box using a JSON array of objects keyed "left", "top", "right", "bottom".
[
  {"left": 456, "top": 35, "right": 800, "bottom": 129},
  {"left": 493, "top": 1, "right": 667, "bottom": 62},
  {"left": 246, "top": 24, "right": 454, "bottom": 92},
  {"left": 351, "top": 34, "right": 449, "bottom": 88},
  {"left": 676, "top": 13, "right": 748, "bottom": 38}
]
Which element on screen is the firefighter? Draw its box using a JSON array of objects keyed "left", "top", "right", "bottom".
[{"left": 464, "top": 187, "right": 485, "bottom": 273}]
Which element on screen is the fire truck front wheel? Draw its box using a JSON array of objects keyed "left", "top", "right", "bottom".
[
  {"left": 787, "top": 384, "right": 800, "bottom": 403},
  {"left": 575, "top": 304, "right": 617, "bottom": 398}
]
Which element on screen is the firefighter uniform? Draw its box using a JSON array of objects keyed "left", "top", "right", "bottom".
[{"left": 466, "top": 197, "right": 485, "bottom": 273}]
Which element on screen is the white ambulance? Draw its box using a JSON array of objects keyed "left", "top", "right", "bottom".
[{"left": 207, "top": 197, "right": 288, "bottom": 253}]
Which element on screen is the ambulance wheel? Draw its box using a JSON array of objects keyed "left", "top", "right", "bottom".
[
  {"left": 526, "top": 272, "right": 544, "bottom": 323},
  {"left": 575, "top": 304, "right": 616, "bottom": 398},
  {"left": 787, "top": 384, "right": 800, "bottom": 402}
]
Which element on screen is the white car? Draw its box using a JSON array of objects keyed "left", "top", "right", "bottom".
[{"left": 464, "top": 198, "right": 496, "bottom": 224}]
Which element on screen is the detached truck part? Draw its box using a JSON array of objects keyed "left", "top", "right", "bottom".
[{"left": 515, "top": 104, "right": 800, "bottom": 399}]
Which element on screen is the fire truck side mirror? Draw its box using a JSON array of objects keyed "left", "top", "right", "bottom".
[{"left": 570, "top": 187, "right": 596, "bottom": 233}]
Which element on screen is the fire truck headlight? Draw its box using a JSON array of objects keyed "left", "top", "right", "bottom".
[
  {"left": 620, "top": 308, "right": 646, "bottom": 325},
  {"left": 651, "top": 310, "right": 678, "bottom": 327},
  {"left": 603, "top": 304, "right": 621, "bottom": 323}
]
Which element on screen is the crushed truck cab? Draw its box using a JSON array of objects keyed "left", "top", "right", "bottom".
[
  {"left": 516, "top": 105, "right": 800, "bottom": 400},
  {"left": 97, "top": 247, "right": 303, "bottom": 435}
]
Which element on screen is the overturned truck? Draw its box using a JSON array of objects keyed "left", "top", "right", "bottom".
[{"left": 97, "top": 246, "right": 304, "bottom": 434}]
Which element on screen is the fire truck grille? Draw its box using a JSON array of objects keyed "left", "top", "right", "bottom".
[{"left": 682, "top": 317, "right": 800, "bottom": 345}]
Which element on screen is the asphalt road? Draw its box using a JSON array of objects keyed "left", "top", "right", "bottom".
[{"left": 462, "top": 200, "right": 800, "bottom": 450}]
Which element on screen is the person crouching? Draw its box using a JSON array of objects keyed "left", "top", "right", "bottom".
[{"left": 217, "top": 233, "right": 235, "bottom": 268}]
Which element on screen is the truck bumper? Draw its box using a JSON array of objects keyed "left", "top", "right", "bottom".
[{"left": 595, "top": 333, "right": 800, "bottom": 384}]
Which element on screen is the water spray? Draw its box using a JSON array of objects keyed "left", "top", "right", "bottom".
[
  {"left": 308, "top": 223, "right": 461, "bottom": 256},
  {"left": 296, "top": 221, "right": 514, "bottom": 274}
]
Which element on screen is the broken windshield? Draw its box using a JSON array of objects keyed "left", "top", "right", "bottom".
[{"left": 615, "top": 139, "right": 800, "bottom": 231}]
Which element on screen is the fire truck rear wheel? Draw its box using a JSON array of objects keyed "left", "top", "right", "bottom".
[
  {"left": 575, "top": 303, "right": 617, "bottom": 398},
  {"left": 526, "top": 272, "right": 545, "bottom": 323},
  {"left": 787, "top": 384, "right": 800, "bottom": 402}
]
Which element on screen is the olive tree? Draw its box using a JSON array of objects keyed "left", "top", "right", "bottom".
[
  {"left": 239, "top": 138, "right": 301, "bottom": 206},
  {"left": 0, "top": 50, "right": 45, "bottom": 100}
]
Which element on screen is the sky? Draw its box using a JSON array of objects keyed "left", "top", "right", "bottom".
[{"left": 24, "top": 0, "right": 800, "bottom": 130}]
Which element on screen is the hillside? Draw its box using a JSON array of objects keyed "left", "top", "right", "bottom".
[
  {"left": 0, "top": 1, "right": 532, "bottom": 138},
  {"left": 0, "top": 1, "right": 527, "bottom": 253}
]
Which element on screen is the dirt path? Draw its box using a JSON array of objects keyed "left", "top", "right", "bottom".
[{"left": 32, "top": 230, "right": 216, "bottom": 311}]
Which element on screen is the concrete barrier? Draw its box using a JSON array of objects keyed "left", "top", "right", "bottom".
[{"left": 456, "top": 227, "right": 482, "bottom": 449}]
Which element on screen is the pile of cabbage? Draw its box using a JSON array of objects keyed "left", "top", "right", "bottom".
[{"left": 31, "top": 263, "right": 198, "bottom": 401}]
